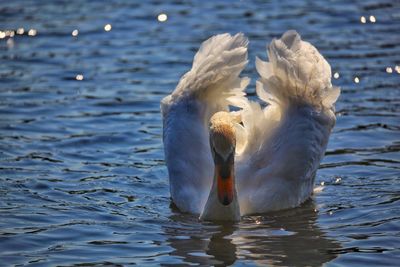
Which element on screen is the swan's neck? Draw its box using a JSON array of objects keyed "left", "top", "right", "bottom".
[{"left": 199, "top": 168, "right": 240, "bottom": 221}]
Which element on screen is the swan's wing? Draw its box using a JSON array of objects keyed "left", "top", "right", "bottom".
[
  {"left": 236, "top": 30, "right": 340, "bottom": 214},
  {"left": 161, "top": 33, "right": 250, "bottom": 213}
]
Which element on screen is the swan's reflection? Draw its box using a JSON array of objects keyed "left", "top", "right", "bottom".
[
  {"left": 164, "top": 200, "right": 340, "bottom": 266},
  {"left": 206, "top": 222, "right": 236, "bottom": 266}
]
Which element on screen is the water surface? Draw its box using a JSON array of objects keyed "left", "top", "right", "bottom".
[{"left": 1, "top": 0, "right": 399, "bottom": 266}]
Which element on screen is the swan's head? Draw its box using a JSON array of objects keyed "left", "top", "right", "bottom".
[{"left": 209, "top": 112, "right": 236, "bottom": 206}]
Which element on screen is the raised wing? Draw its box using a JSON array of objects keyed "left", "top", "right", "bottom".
[
  {"left": 161, "top": 33, "right": 250, "bottom": 213},
  {"left": 236, "top": 31, "right": 340, "bottom": 214}
]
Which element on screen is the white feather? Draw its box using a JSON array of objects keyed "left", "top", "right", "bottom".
[
  {"left": 256, "top": 30, "right": 339, "bottom": 109},
  {"left": 236, "top": 30, "right": 339, "bottom": 214}
]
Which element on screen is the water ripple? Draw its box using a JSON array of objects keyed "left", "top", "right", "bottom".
[{"left": 0, "top": 0, "right": 399, "bottom": 266}]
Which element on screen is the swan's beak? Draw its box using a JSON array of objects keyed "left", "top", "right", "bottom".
[{"left": 215, "top": 155, "right": 234, "bottom": 206}]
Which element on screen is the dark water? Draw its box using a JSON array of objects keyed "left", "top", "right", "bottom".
[{"left": 1, "top": 0, "right": 399, "bottom": 266}]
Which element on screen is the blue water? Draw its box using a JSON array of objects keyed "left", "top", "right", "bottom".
[{"left": 1, "top": 0, "right": 399, "bottom": 266}]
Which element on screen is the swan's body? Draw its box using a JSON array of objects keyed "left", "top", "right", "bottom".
[{"left": 161, "top": 31, "right": 340, "bottom": 221}]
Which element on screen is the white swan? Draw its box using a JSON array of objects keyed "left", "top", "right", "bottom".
[{"left": 161, "top": 30, "right": 340, "bottom": 221}]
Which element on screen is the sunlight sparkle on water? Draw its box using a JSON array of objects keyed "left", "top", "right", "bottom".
[
  {"left": 104, "top": 24, "right": 112, "bottom": 31},
  {"left": 28, "top": 29, "right": 37, "bottom": 36},
  {"left": 158, "top": 13, "right": 168, "bottom": 22},
  {"left": 0, "top": 2, "right": 398, "bottom": 266},
  {"left": 314, "top": 186, "right": 324, "bottom": 194},
  {"left": 333, "top": 72, "right": 339, "bottom": 79},
  {"left": 7, "top": 38, "right": 14, "bottom": 48},
  {"left": 6, "top": 31, "right": 15, "bottom": 37}
]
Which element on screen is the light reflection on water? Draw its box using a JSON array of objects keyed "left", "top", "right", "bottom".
[{"left": 0, "top": 0, "right": 399, "bottom": 266}]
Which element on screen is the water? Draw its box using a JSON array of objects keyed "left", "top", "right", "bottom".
[{"left": 0, "top": 0, "right": 399, "bottom": 266}]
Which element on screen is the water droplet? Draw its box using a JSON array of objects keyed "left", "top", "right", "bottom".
[
  {"left": 158, "top": 13, "right": 168, "bottom": 22},
  {"left": 104, "top": 24, "right": 112, "bottom": 32}
]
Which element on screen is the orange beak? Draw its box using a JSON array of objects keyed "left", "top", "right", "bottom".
[{"left": 216, "top": 164, "right": 234, "bottom": 205}]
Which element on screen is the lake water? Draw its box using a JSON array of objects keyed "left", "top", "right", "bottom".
[{"left": 1, "top": 0, "right": 399, "bottom": 266}]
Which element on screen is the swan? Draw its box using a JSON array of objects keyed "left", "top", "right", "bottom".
[{"left": 161, "top": 30, "right": 340, "bottom": 221}]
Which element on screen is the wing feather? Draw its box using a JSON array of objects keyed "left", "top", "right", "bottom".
[
  {"left": 237, "top": 31, "right": 339, "bottom": 214},
  {"left": 161, "top": 33, "right": 249, "bottom": 213}
]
